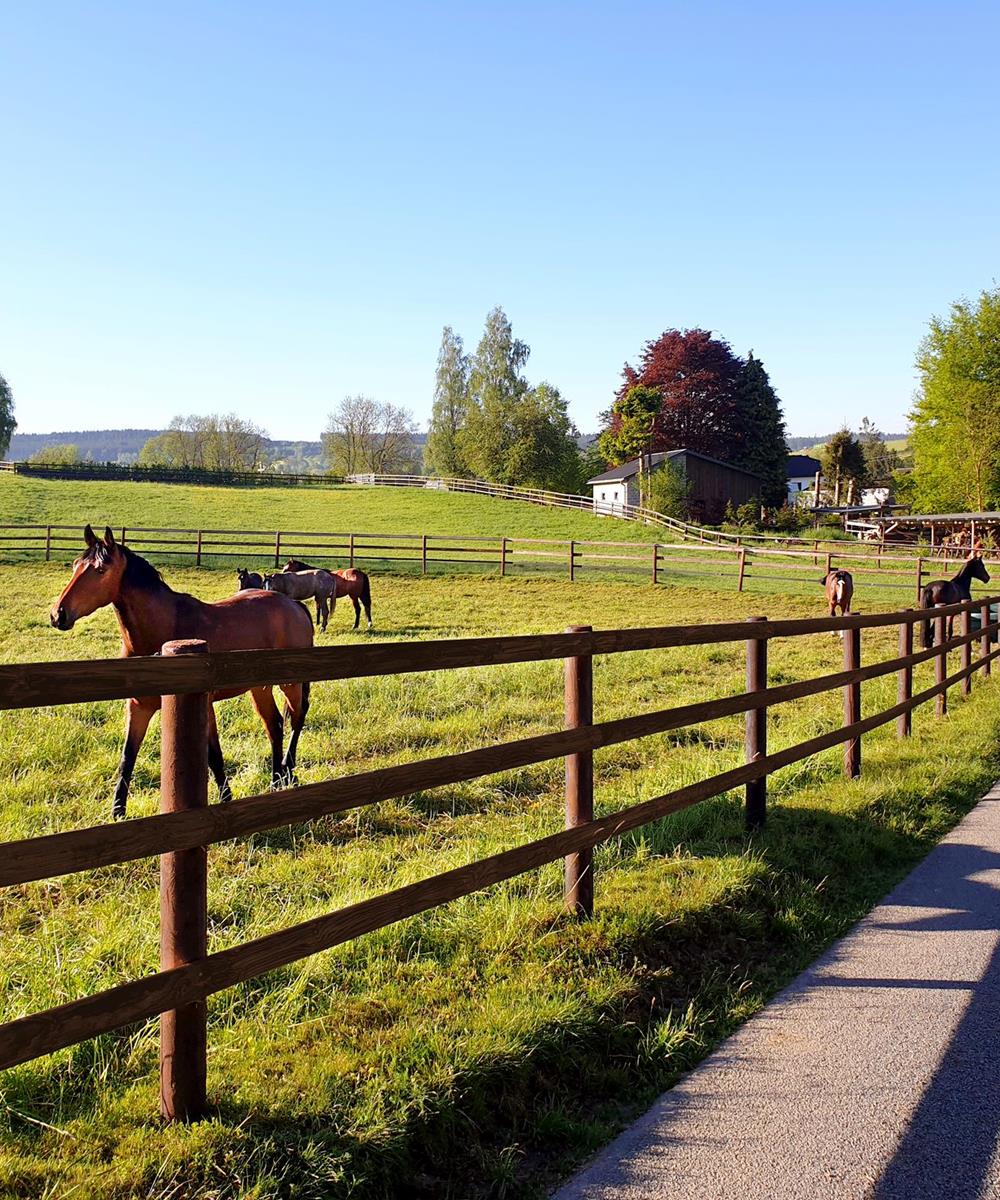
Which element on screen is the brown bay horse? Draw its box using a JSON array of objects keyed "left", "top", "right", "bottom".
[
  {"left": 50, "top": 526, "right": 313, "bottom": 818},
  {"left": 920, "top": 553, "right": 991, "bottom": 647},
  {"left": 284, "top": 559, "right": 373, "bottom": 629},
  {"left": 822, "top": 569, "right": 854, "bottom": 619}
]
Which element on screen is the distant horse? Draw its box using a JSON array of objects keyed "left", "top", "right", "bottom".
[
  {"left": 237, "top": 567, "right": 265, "bottom": 590},
  {"left": 284, "top": 559, "right": 373, "bottom": 629},
  {"left": 264, "top": 568, "right": 338, "bottom": 632},
  {"left": 822, "top": 569, "right": 854, "bottom": 618},
  {"left": 50, "top": 525, "right": 312, "bottom": 819},
  {"left": 921, "top": 553, "right": 991, "bottom": 647}
]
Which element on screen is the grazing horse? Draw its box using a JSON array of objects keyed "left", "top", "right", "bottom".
[
  {"left": 822, "top": 569, "right": 854, "bottom": 618},
  {"left": 283, "top": 559, "right": 373, "bottom": 629},
  {"left": 264, "top": 569, "right": 338, "bottom": 632},
  {"left": 921, "top": 553, "right": 991, "bottom": 647},
  {"left": 237, "top": 567, "right": 265, "bottom": 590},
  {"left": 50, "top": 525, "right": 313, "bottom": 818}
]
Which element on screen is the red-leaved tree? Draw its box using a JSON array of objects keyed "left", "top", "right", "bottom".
[{"left": 615, "top": 328, "right": 744, "bottom": 458}]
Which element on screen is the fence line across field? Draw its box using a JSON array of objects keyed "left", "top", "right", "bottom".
[
  {"left": 0, "top": 594, "right": 998, "bottom": 1121},
  {"left": 1, "top": 522, "right": 995, "bottom": 598}
]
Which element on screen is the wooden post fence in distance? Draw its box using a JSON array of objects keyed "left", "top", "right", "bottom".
[
  {"left": 500, "top": 537, "right": 507, "bottom": 578},
  {"left": 983, "top": 601, "right": 993, "bottom": 676},
  {"left": 843, "top": 615, "right": 861, "bottom": 778},
  {"left": 44, "top": 526, "right": 52, "bottom": 561},
  {"left": 897, "top": 612, "right": 913, "bottom": 738},
  {"left": 745, "top": 617, "right": 767, "bottom": 829},
  {"left": 652, "top": 543, "right": 658, "bottom": 585},
  {"left": 961, "top": 607, "right": 973, "bottom": 696},
  {"left": 915, "top": 557, "right": 924, "bottom": 604},
  {"left": 564, "top": 625, "right": 594, "bottom": 918},
  {"left": 273, "top": 532, "right": 281, "bottom": 569},
  {"left": 737, "top": 547, "right": 747, "bottom": 593},
  {"left": 349, "top": 533, "right": 355, "bottom": 567},
  {"left": 421, "top": 534, "right": 428, "bottom": 575},
  {"left": 159, "top": 638, "right": 209, "bottom": 1123},
  {"left": 569, "top": 540, "right": 575, "bottom": 582},
  {"left": 935, "top": 605, "right": 948, "bottom": 718},
  {"left": 195, "top": 530, "right": 203, "bottom": 567}
]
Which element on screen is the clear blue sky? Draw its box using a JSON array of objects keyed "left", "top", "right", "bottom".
[{"left": 2, "top": 1, "right": 998, "bottom": 440}]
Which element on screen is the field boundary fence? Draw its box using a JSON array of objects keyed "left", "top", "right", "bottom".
[
  {"left": 1, "top": 596, "right": 998, "bottom": 1119},
  {"left": 0, "top": 461, "right": 342, "bottom": 488},
  {"left": 0, "top": 521, "right": 996, "bottom": 598}
]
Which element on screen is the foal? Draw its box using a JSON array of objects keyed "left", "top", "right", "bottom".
[{"left": 920, "top": 553, "right": 991, "bottom": 647}]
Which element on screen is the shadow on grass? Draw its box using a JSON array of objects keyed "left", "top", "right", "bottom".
[{"left": 7, "top": 763, "right": 997, "bottom": 1199}]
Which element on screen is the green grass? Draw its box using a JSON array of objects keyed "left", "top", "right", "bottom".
[
  {"left": 1, "top": 562, "right": 999, "bottom": 1198},
  {"left": 0, "top": 475, "right": 665, "bottom": 546}
]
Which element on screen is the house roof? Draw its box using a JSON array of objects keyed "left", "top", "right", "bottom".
[
  {"left": 787, "top": 454, "right": 822, "bottom": 477},
  {"left": 587, "top": 449, "right": 764, "bottom": 487}
]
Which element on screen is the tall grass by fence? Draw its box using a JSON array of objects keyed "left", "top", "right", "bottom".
[
  {"left": 1, "top": 521, "right": 996, "bottom": 598},
  {"left": 0, "top": 596, "right": 997, "bottom": 1120}
]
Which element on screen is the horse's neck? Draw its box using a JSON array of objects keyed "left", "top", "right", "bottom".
[
  {"left": 113, "top": 580, "right": 186, "bottom": 657},
  {"left": 955, "top": 562, "right": 975, "bottom": 592}
]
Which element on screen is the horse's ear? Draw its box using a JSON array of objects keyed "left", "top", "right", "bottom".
[
  {"left": 103, "top": 527, "right": 116, "bottom": 550},
  {"left": 83, "top": 524, "right": 97, "bottom": 548}
]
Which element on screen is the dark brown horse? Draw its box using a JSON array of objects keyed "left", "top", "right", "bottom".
[
  {"left": 51, "top": 526, "right": 313, "bottom": 818},
  {"left": 283, "top": 559, "right": 373, "bottom": 629},
  {"left": 920, "top": 553, "right": 991, "bottom": 647},
  {"left": 237, "top": 567, "right": 265, "bottom": 590}
]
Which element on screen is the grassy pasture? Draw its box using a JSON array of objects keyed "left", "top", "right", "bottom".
[{"left": 2, "top": 559, "right": 1000, "bottom": 1198}]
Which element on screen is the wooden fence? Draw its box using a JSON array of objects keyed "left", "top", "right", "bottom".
[
  {"left": 1, "top": 521, "right": 997, "bottom": 597},
  {"left": 0, "top": 595, "right": 998, "bottom": 1120}
]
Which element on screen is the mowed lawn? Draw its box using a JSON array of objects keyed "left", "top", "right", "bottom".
[{"left": 1, "top": 570, "right": 999, "bottom": 1195}]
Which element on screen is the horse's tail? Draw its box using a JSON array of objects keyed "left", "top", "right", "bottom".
[
  {"left": 920, "top": 587, "right": 934, "bottom": 647},
  {"left": 359, "top": 570, "right": 372, "bottom": 620}
]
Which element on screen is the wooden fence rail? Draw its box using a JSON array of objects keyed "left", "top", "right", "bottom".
[
  {"left": 1, "top": 595, "right": 999, "bottom": 1118},
  {"left": 1, "top": 522, "right": 996, "bottom": 598}
]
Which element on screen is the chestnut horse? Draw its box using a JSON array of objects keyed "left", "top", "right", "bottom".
[
  {"left": 284, "top": 559, "right": 373, "bottom": 629},
  {"left": 50, "top": 526, "right": 313, "bottom": 818},
  {"left": 822, "top": 569, "right": 854, "bottom": 617},
  {"left": 920, "top": 553, "right": 991, "bottom": 647}
]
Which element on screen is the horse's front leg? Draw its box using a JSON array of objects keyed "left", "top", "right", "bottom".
[
  {"left": 207, "top": 703, "right": 232, "bottom": 804},
  {"left": 113, "top": 697, "right": 157, "bottom": 820}
]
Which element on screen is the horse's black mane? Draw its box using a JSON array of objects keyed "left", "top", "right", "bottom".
[{"left": 84, "top": 542, "right": 170, "bottom": 592}]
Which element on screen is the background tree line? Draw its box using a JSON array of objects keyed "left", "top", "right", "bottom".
[{"left": 139, "top": 414, "right": 269, "bottom": 472}]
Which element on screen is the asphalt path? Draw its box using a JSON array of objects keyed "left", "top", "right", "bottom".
[{"left": 552, "top": 781, "right": 1000, "bottom": 1200}]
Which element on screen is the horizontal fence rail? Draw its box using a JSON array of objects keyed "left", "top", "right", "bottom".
[
  {"left": 1, "top": 521, "right": 995, "bottom": 600},
  {"left": 0, "top": 461, "right": 342, "bottom": 488},
  {"left": 1, "top": 595, "right": 999, "bottom": 1120}
]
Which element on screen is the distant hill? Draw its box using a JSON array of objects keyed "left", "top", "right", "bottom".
[{"left": 786, "top": 432, "right": 907, "bottom": 451}]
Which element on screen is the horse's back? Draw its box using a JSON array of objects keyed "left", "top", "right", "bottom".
[{"left": 184, "top": 589, "right": 314, "bottom": 650}]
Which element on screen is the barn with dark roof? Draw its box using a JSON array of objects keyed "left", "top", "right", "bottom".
[{"left": 587, "top": 449, "right": 763, "bottom": 523}]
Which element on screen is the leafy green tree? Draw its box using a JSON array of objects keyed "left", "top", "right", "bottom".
[
  {"left": 28, "top": 443, "right": 81, "bottom": 465},
  {"left": 910, "top": 288, "right": 1000, "bottom": 512},
  {"left": 0, "top": 372, "right": 15, "bottom": 460},
  {"left": 731, "top": 352, "right": 788, "bottom": 508},
  {"left": 424, "top": 326, "right": 470, "bottom": 477},
  {"left": 858, "top": 417, "right": 899, "bottom": 490},
  {"left": 647, "top": 459, "right": 691, "bottom": 518},
  {"left": 577, "top": 440, "right": 609, "bottom": 487},
  {"left": 598, "top": 385, "right": 660, "bottom": 465},
  {"left": 139, "top": 414, "right": 268, "bottom": 471},
  {"left": 458, "top": 307, "right": 530, "bottom": 479},
  {"left": 821, "top": 428, "right": 866, "bottom": 504}
]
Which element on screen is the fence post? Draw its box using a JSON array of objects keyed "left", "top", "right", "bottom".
[
  {"left": 569, "top": 540, "right": 575, "bottom": 582},
  {"left": 652, "top": 543, "right": 658, "bottom": 585},
  {"left": 897, "top": 612, "right": 913, "bottom": 738},
  {"left": 421, "top": 534, "right": 428, "bottom": 575},
  {"left": 159, "top": 638, "right": 209, "bottom": 1123},
  {"left": 44, "top": 525, "right": 52, "bottom": 561},
  {"left": 500, "top": 536, "right": 507, "bottom": 577},
  {"left": 745, "top": 617, "right": 767, "bottom": 830},
  {"left": 983, "top": 601, "right": 993, "bottom": 677},
  {"left": 737, "top": 547, "right": 747, "bottom": 593},
  {"left": 813, "top": 540, "right": 819, "bottom": 567},
  {"left": 915, "top": 557, "right": 924, "bottom": 604},
  {"left": 843, "top": 614, "right": 861, "bottom": 778},
  {"left": 349, "top": 533, "right": 355, "bottom": 568},
  {"left": 961, "top": 605, "right": 973, "bottom": 696},
  {"left": 274, "top": 532, "right": 281, "bottom": 569},
  {"left": 935, "top": 605, "right": 948, "bottom": 718},
  {"left": 564, "top": 625, "right": 594, "bottom": 918},
  {"left": 196, "top": 530, "right": 203, "bottom": 567}
]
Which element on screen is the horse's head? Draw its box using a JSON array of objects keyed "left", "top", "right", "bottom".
[
  {"left": 970, "top": 552, "right": 991, "bottom": 584},
  {"left": 50, "top": 525, "right": 127, "bottom": 630},
  {"left": 262, "top": 574, "right": 277, "bottom": 591}
]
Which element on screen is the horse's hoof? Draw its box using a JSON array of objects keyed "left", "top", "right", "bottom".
[
  {"left": 112, "top": 806, "right": 127, "bottom": 821},
  {"left": 219, "top": 784, "right": 233, "bottom": 805}
]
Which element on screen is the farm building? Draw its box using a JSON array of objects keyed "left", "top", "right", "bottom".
[
  {"left": 588, "top": 450, "right": 763, "bottom": 523},
  {"left": 786, "top": 453, "right": 822, "bottom": 502}
]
